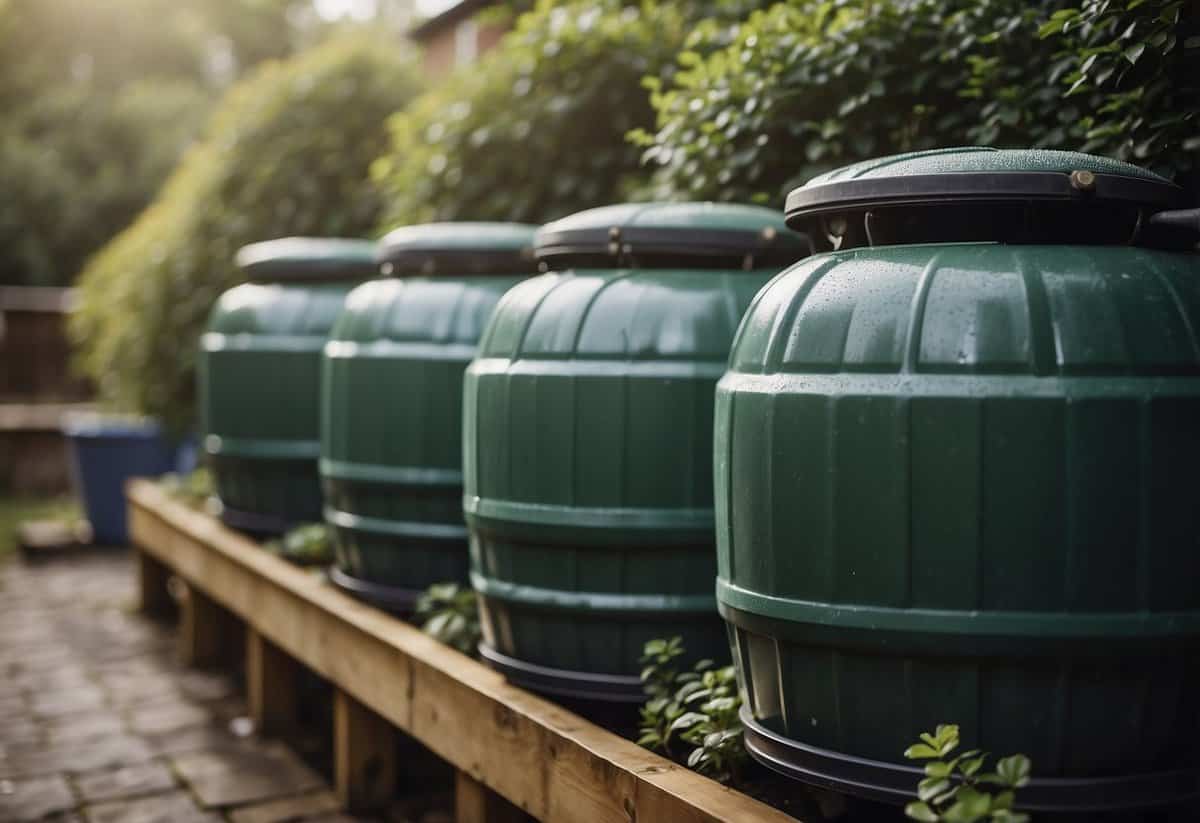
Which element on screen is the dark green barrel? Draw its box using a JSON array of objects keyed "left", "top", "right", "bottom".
[
  {"left": 464, "top": 203, "right": 811, "bottom": 702},
  {"left": 199, "top": 237, "right": 376, "bottom": 535},
  {"left": 716, "top": 148, "right": 1200, "bottom": 812},
  {"left": 321, "top": 223, "right": 537, "bottom": 613}
]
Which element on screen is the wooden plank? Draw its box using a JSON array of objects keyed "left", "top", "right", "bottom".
[
  {"left": 137, "top": 548, "right": 174, "bottom": 617},
  {"left": 246, "top": 627, "right": 299, "bottom": 737},
  {"left": 0, "top": 402, "right": 93, "bottom": 431},
  {"left": 455, "top": 769, "right": 526, "bottom": 823},
  {"left": 127, "top": 480, "right": 798, "bottom": 823},
  {"left": 334, "top": 689, "right": 396, "bottom": 812},
  {"left": 177, "top": 580, "right": 242, "bottom": 669},
  {"left": 178, "top": 581, "right": 228, "bottom": 667}
]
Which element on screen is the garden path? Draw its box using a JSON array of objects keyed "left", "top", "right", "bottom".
[{"left": 0, "top": 549, "right": 407, "bottom": 823}]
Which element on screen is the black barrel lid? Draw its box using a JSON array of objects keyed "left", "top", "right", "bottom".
[
  {"left": 784, "top": 148, "right": 1191, "bottom": 251},
  {"left": 376, "top": 222, "right": 537, "bottom": 276},
  {"left": 235, "top": 237, "right": 377, "bottom": 283},
  {"left": 535, "top": 202, "right": 812, "bottom": 270}
]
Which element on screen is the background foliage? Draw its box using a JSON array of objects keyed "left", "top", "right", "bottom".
[
  {"left": 70, "top": 34, "right": 421, "bottom": 430},
  {"left": 373, "top": 0, "right": 773, "bottom": 230},
  {"left": 0, "top": 0, "right": 401, "bottom": 287},
  {"left": 371, "top": 0, "right": 691, "bottom": 228},
  {"left": 0, "top": 80, "right": 210, "bottom": 288},
  {"left": 637, "top": 0, "right": 1199, "bottom": 204}
]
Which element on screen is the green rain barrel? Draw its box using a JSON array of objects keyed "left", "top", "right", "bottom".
[
  {"left": 199, "top": 237, "right": 377, "bottom": 535},
  {"left": 322, "top": 223, "right": 537, "bottom": 613},
  {"left": 716, "top": 148, "right": 1200, "bottom": 813},
  {"left": 464, "top": 203, "right": 811, "bottom": 703}
]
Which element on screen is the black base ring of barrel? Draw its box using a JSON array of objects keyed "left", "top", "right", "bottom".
[
  {"left": 327, "top": 566, "right": 422, "bottom": 615},
  {"left": 478, "top": 644, "right": 645, "bottom": 704},
  {"left": 220, "top": 506, "right": 293, "bottom": 538},
  {"left": 741, "top": 707, "right": 1200, "bottom": 814}
]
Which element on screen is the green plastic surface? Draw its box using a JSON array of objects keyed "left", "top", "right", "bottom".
[
  {"left": 235, "top": 237, "right": 378, "bottom": 282},
  {"left": 802, "top": 146, "right": 1173, "bottom": 186},
  {"left": 199, "top": 277, "right": 358, "bottom": 531},
  {"left": 378, "top": 222, "right": 536, "bottom": 255},
  {"left": 541, "top": 201, "right": 797, "bottom": 234},
  {"left": 321, "top": 272, "right": 529, "bottom": 590},
  {"left": 715, "top": 241, "right": 1200, "bottom": 778},
  {"left": 466, "top": 204, "right": 802, "bottom": 681}
]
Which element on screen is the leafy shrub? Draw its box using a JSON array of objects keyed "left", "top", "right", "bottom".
[
  {"left": 904, "top": 724, "right": 1032, "bottom": 823},
  {"left": 265, "top": 523, "right": 333, "bottom": 565},
  {"left": 638, "top": 0, "right": 1198, "bottom": 205},
  {"left": 414, "top": 583, "right": 480, "bottom": 656},
  {"left": 637, "top": 637, "right": 747, "bottom": 785},
  {"left": 1032, "top": 0, "right": 1199, "bottom": 181},
  {"left": 371, "top": 0, "right": 689, "bottom": 228},
  {"left": 0, "top": 80, "right": 209, "bottom": 286},
  {"left": 0, "top": 0, "right": 332, "bottom": 287},
  {"left": 71, "top": 34, "right": 421, "bottom": 430}
]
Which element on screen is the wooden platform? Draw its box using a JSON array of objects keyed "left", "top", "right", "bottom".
[{"left": 127, "top": 479, "right": 798, "bottom": 823}]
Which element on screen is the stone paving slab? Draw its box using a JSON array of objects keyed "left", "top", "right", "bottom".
[
  {"left": 126, "top": 699, "right": 212, "bottom": 736},
  {"left": 0, "top": 774, "right": 76, "bottom": 819},
  {"left": 173, "top": 744, "right": 325, "bottom": 808},
  {"left": 74, "top": 762, "right": 177, "bottom": 804},
  {"left": 228, "top": 790, "right": 342, "bottom": 823},
  {"left": 0, "top": 549, "right": 386, "bottom": 823},
  {"left": 85, "top": 790, "right": 222, "bottom": 823}
]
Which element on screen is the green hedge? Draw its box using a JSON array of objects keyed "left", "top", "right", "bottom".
[
  {"left": 371, "top": 0, "right": 690, "bottom": 228},
  {"left": 0, "top": 81, "right": 209, "bottom": 286},
  {"left": 0, "top": 0, "right": 321, "bottom": 286},
  {"left": 637, "top": 0, "right": 1198, "bottom": 204},
  {"left": 71, "top": 34, "right": 421, "bottom": 430}
]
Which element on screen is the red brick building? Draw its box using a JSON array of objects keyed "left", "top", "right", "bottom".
[{"left": 409, "top": 0, "right": 509, "bottom": 77}]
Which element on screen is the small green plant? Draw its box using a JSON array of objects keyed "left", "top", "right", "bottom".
[
  {"left": 159, "top": 467, "right": 213, "bottom": 507},
  {"left": 265, "top": 523, "right": 333, "bottom": 566},
  {"left": 904, "top": 724, "right": 1032, "bottom": 823},
  {"left": 413, "top": 583, "right": 480, "bottom": 656},
  {"left": 637, "top": 637, "right": 747, "bottom": 785}
]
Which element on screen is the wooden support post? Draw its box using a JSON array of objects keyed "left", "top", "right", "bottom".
[
  {"left": 334, "top": 689, "right": 396, "bottom": 813},
  {"left": 455, "top": 770, "right": 527, "bottom": 823},
  {"left": 137, "top": 548, "right": 173, "bottom": 617},
  {"left": 178, "top": 582, "right": 235, "bottom": 668},
  {"left": 245, "top": 627, "right": 299, "bottom": 737}
]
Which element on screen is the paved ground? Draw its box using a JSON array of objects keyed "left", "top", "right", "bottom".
[{"left": 0, "top": 550, "right": 448, "bottom": 823}]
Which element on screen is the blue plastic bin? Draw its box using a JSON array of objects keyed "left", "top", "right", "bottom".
[{"left": 64, "top": 416, "right": 192, "bottom": 545}]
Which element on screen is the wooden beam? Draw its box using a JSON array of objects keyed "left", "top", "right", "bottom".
[
  {"left": 246, "top": 627, "right": 300, "bottom": 737},
  {"left": 177, "top": 581, "right": 232, "bottom": 668},
  {"left": 334, "top": 689, "right": 397, "bottom": 812},
  {"left": 127, "top": 480, "right": 797, "bottom": 823},
  {"left": 456, "top": 769, "right": 526, "bottom": 823},
  {"left": 136, "top": 547, "right": 173, "bottom": 617}
]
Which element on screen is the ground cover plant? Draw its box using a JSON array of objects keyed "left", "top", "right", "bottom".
[
  {"left": 904, "top": 724, "right": 1032, "bottom": 823},
  {"left": 637, "top": 636, "right": 747, "bottom": 785},
  {"left": 414, "top": 583, "right": 481, "bottom": 656}
]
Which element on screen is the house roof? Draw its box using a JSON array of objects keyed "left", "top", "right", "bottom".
[{"left": 408, "top": 0, "right": 497, "bottom": 40}]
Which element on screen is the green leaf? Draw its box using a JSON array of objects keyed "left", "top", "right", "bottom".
[
  {"left": 1123, "top": 43, "right": 1146, "bottom": 64},
  {"left": 994, "top": 754, "right": 1031, "bottom": 788},
  {"left": 961, "top": 755, "right": 987, "bottom": 777},
  {"left": 905, "top": 801, "right": 940, "bottom": 822},
  {"left": 668, "top": 712, "right": 710, "bottom": 734},
  {"left": 942, "top": 786, "right": 992, "bottom": 822},
  {"left": 905, "top": 744, "right": 941, "bottom": 760},
  {"left": 918, "top": 777, "right": 952, "bottom": 802},
  {"left": 925, "top": 760, "right": 955, "bottom": 778}
]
